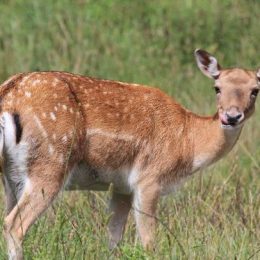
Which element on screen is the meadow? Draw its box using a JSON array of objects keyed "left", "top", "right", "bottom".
[{"left": 0, "top": 0, "right": 260, "bottom": 259}]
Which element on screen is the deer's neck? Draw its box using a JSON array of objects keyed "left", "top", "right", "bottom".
[{"left": 189, "top": 112, "right": 243, "bottom": 172}]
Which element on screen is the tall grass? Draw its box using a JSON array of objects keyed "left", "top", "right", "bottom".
[{"left": 0, "top": 0, "right": 260, "bottom": 259}]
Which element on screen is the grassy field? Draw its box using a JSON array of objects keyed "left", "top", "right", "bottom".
[{"left": 0, "top": 0, "right": 260, "bottom": 259}]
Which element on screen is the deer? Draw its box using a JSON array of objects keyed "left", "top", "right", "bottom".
[{"left": 0, "top": 49, "right": 259, "bottom": 259}]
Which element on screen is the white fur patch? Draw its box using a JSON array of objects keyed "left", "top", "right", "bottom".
[
  {"left": 87, "top": 128, "right": 133, "bottom": 141},
  {"left": 207, "top": 57, "right": 220, "bottom": 77},
  {"left": 257, "top": 69, "right": 260, "bottom": 83},
  {"left": 62, "top": 135, "right": 68, "bottom": 143},
  {"left": 32, "top": 79, "right": 41, "bottom": 86},
  {"left": 2, "top": 112, "right": 16, "bottom": 149},
  {"left": 34, "top": 115, "right": 48, "bottom": 138},
  {"left": 48, "top": 144, "right": 55, "bottom": 155},
  {"left": 128, "top": 168, "right": 139, "bottom": 189},
  {"left": 50, "top": 112, "right": 56, "bottom": 121},
  {"left": 192, "top": 154, "right": 211, "bottom": 172},
  {"left": 1, "top": 112, "right": 30, "bottom": 199},
  {"left": 19, "top": 75, "right": 30, "bottom": 86},
  {"left": 25, "top": 91, "right": 32, "bottom": 98}
]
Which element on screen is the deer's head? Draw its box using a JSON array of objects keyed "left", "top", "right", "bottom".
[{"left": 195, "top": 49, "right": 260, "bottom": 129}]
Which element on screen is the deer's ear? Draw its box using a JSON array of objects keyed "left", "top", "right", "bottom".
[
  {"left": 194, "top": 49, "right": 221, "bottom": 79},
  {"left": 256, "top": 68, "right": 260, "bottom": 84}
]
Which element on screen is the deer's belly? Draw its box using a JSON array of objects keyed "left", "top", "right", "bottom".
[{"left": 65, "top": 162, "right": 133, "bottom": 194}]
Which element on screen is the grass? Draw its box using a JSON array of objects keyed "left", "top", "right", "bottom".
[{"left": 0, "top": 0, "right": 260, "bottom": 259}]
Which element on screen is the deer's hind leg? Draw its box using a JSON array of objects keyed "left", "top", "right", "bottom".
[
  {"left": 2, "top": 175, "right": 19, "bottom": 216},
  {"left": 3, "top": 161, "right": 67, "bottom": 260},
  {"left": 108, "top": 192, "right": 132, "bottom": 249}
]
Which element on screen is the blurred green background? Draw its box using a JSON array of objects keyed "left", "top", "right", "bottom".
[{"left": 0, "top": 0, "right": 260, "bottom": 259}]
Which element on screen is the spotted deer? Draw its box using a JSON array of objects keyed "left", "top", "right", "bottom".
[{"left": 0, "top": 49, "right": 259, "bottom": 259}]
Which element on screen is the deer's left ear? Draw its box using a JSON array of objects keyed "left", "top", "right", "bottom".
[
  {"left": 194, "top": 49, "right": 221, "bottom": 79},
  {"left": 256, "top": 68, "right": 260, "bottom": 84}
]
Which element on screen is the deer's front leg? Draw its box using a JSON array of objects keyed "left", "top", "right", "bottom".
[
  {"left": 133, "top": 182, "right": 159, "bottom": 250},
  {"left": 108, "top": 192, "right": 132, "bottom": 249}
]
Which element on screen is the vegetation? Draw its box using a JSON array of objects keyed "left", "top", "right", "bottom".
[{"left": 0, "top": 0, "right": 260, "bottom": 258}]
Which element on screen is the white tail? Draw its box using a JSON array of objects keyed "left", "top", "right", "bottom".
[{"left": 1, "top": 50, "right": 259, "bottom": 259}]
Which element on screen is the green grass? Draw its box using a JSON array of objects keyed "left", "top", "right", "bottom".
[{"left": 0, "top": 0, "right": 260, "bottom": 259}]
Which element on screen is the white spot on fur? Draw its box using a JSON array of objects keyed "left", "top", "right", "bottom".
[
  {"left": 62, "top": 105, "right": 67, "bottom": 111},
  {"left": 69, "top": 108, "right": 74, "bottom": 114},
  {"left": 62, "top": 135, "right": 68, "bottom": 143},
  {"left": 19, "top": 75, "right": 30, "bottom": 86},
  {"left": 42, "top": 112, "right": 47, "bottom": 118},
  {"left": 53, "top": 78, "right": 60, "bottom": 86},
  {"left": 87, "top": 128, "right": 133, "bottom": 141},
  {"left": 48, "top": 144, "right": 54, "bottom": 155},
  {"left": 50, "top": 112, "right": 56, "bottom": 121},
  {"left": 34, "top": 115, "right": 48, "bottom": 138},
  {"left": 32, "top": 79, "right": 41, "bottom": 86},
  {"left": 131, "top": 83, "right": 141, "bottom": 87},
  {"left": 52, "top": 133, "right": 56, "bottom": 141},
  {"left": 25, "top": 91, "right": 32, "bottom": 98}
]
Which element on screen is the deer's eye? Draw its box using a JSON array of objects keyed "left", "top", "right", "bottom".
[
  {"left": 214, "top": 86, "right": 221, "bottom": 94},
  {"left": 251, "top": 88, "right": 259, "bottom": 98}
]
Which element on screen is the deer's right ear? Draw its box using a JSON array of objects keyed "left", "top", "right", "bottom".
[
  {"left": 194, "top": 49, "right": 221, "bottom": 79},
  {"left": 256, "top": 68, "right": 260, "bottom": 84}
]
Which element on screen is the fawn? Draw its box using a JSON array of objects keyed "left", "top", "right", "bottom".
[{"left": 0, "top": 49, "right": 259, "bottom": 259}]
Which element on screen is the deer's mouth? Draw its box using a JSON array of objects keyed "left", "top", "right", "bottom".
[
  {"left": 221, "top": 120, "right": 238, "bottom": 129},
  {"left": 219, "top": 113, "right": 243, "bottom": 129}
]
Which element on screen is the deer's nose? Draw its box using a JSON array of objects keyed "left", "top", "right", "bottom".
[{"left": 226, "top": 112, "right": 242, "bottom": 125}]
